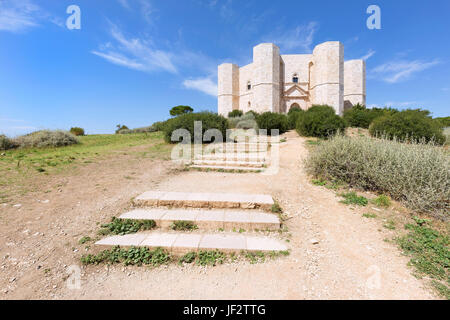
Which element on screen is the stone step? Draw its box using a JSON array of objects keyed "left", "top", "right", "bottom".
[
  {"left": 192, "top": 160, "right": 266, "bottom": 168},
  {"left": 195, "top": 153, "right": 268, "bottom": 162},
  {"left": 119, "top": 208, "right": 280, "bottom": 231},
  {"left": 190, "top": 165, "right": 264, "bottom": 172},
  {"left": 133, "top": 191, "right": 274, "bottom": 211},
  {"left": 96, "top": 232, "right": 288, "bottom": 255},
  {"left": 205, "top": 143, "right": 270, "bottom": 153}
]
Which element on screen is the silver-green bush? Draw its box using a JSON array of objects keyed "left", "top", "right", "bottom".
[
  {"left": 16, "top": 130, "right": 79, "bottom": 148},
  {"left": 306, "top": 135, "right": 449, "bottom": 219},
  {"left": 0, "top": 134, "right": 18, "bottom": 150}
]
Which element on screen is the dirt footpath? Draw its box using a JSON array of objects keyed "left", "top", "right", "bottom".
[{"left": 1, "top": 132, "right": 436, "bottom": 299}]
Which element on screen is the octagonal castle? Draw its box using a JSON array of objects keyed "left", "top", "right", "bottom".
[{"left": 218, "top": 41, "right": 365, "bottom": 116}]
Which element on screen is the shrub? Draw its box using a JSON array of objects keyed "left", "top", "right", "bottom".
[
  {"left": 287, "top": 108, "right": 304, "bottom": 130},
  {"left": 296, "top": 105, "right": 346, "bottom": 138},
  {"left": 369, "top": 109, "right": 445, "bottom": 144},
  {"left": 306, "top": 135, "right": 449, "bottom": 218},
  {"left": 343, "top": 104, "right": 372, "bottom": 128},
  {"left": 170, "top": 105, "right": 194, "bottom": 117},
  {"left": 70, "top": 127, "right": 85, "bottom": 136},
  {"left": 245, "top": 110, "right": 259, "bottom": 119},
  {"left": 228, "top": 110, "right": 243, "bottom": 118},
  {"left": 0, "top": 135, "right": 18, "bottom": 150},
  {"left": 256, "top": 112, "right": 289, "bottom": 135},
  {"left": 15, "top": 130, "right": 79, "bottom": 148},
  {"left": 228, "top": 113, "right": 258, "bottom": 130},
  {"left": 115, "top": 124, "right": 129, "bottom": 134},
  {"left": 163, "top": 112, "right": 228, "bottom": 143},
  {"left": 434, "top": 116, "right": 450, "bottom": 128}
]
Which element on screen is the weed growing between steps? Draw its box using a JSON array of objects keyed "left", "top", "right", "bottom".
[
  {"left": 81, "top": 246, "right": 170, "bottom": 266},
  {"left": 178, "top": 250, "right": 291, "bottom": 266},
  {"left": 99, "top": 217, "right": 156, "bottom": 236},
  {"left": 171, "top": 220, "right": 198, "bottom": 231},
  {"left": 396, "top": 218, "right": 450, "bottom": 299},
  {"left": 189, "top": 167, "right": 263, "bottom": 174}
]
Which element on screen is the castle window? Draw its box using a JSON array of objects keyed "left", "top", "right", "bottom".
[
  {"left": 247, "top": 81, "right": 251, "bottom": 90},
  {"left": 292, "top": 74, "right": 299, "bottom": 83}
]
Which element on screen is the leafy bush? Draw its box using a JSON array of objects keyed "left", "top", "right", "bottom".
[
  {"left": 306, "top": 135, "right": 449, "bottom": 218},
  {"left": 434, "top": 116, "right": 450, "bottom": 128},
  {"left": 343, "top": 104, "right": 372, "bottom": 128},
  {"left": 296, "top": 105, "right": 346, "bottom": 138},
  {"left": 287, "top": 108, "right": 304, "bottom": 130},
  {"left": 256, "top": 112, "right": 289, "bottom": 135},
  {"left": 245, "top": 110, "right": 260, "bottom": 119},
  {"left": 170, "top": 105, "right": 193, "bottom": 117},
  {"left": 70, "top": 127, "right": 85, "bottom": 136},
  {"left": 228, "top": 110, "right": 244, "bottom": 118},
  {"left": 369, "top": 109, "right": 445, "bottom": 144},
  {"left": 0, "top": 135, "right": 18, "bottom": 150},
  {"left": 115, "top": 124, "right": 129, "bottom": 134},
  {"left": 15, "top": 130, "right": 79, "bottom": 148},
  {"left": 344, "top": 105, "right": 399, "bottom": 129},
  {"left": 228, "top": 112, "right": 258, "bottom": 130},
  {"left": 163, "top": 112, "right": 228, "bottom": 143}
]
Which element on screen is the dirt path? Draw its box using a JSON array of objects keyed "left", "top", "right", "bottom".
[{"left": 1, "top": 132, "right": 437, "bottom": 299}]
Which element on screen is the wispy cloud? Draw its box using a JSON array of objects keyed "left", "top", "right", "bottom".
[
  {"left": 92, "top": 24, "right": 177, "bottom": 73},
  {"left": 360, "top": 49, "right": 375, "bottom": 60},
  {"left": 117, "top": 0, "right": 131, "bottom": 10},
  {"left": 368, "top": 101, "right": 419, "bottom": 109},
  {"left": 262, "top": 22, "right": 318, "bottom": 53},
  {"left": 371, "top": 59, "right": 440, "bottom": 83},
  {"left": 0, "top": 0, "right": 63, "bottom": 32},
  {"left": 183, "top": 77, "right": 217, "bottom": 96}
]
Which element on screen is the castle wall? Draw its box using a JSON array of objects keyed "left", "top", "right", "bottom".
[
  {"left": 238, "top": 63, "right": 255, "bottom": 113},
  {"left": 252, "top": 43, "right": 281, "bottom": 113},
  {"left": 218, "top": 63, "right": 239, "bottom": 116},
  {"left": 344, "top": 60, "right": 366, "bottom": 110},
  {"left": 311, "top": 42, "right": 344, "bottom": 115}
]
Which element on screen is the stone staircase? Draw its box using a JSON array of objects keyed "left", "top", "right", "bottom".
[{"left": 95, "top": 191, "right": 288, "bottom": 255}]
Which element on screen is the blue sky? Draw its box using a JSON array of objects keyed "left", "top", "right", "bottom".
[{"left": 0, "top": 0, "right": 449, "bottom": 136}]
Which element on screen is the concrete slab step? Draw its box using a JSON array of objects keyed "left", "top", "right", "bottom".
[
  {"left": 192, "top": 160, "right": 266, "bottom": 167},
  {"left": 133, "top": 191, "right": 274, "bottom": 211},
  {"left": 190, "top": 165, "right": 263, "bottom": 172},
  {"left": 96, "top": 232, "right": 288, "bottom": 255},
  {"left": 205, "top": 143, "right": 270, "bottom": 153},
  {"left": 119, "top": 208, "right": 280, "bottom": 231},
  {"left": 195, "top": 153, "right": 268, "bottom": 162}
]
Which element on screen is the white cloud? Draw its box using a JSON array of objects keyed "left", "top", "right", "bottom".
[
  {"left": 183, "top": 77, "right": 217, "bottom": 96},
  {"left": 360, "top": 49, "right": 375, "bottom": 60},
  {"left": 117, "top": 0, "right": 131, "bottom": 9},
  {"left": 371, "top": 59, "right": 440, "bottom": 83},
  {"left": 0, "top": 0, "right": 40, "bottom": 32},
  {"left": 92, "top": 24, "right": 177, "bottom": 73},
  {"left": 367, "top": 101, "right": 419, "bottom": 109},
  {"left": 0, "top": 0, "right": 63, "bottom": 32},
  {"left": 263, "top": 22, "right": 318, "bottom": 53}
]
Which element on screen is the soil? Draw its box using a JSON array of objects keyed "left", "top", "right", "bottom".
[{"left": 0, "top": 132, "right": 437, "bottom": 299}]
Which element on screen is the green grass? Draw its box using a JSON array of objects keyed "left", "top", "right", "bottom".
[
  {"left": 372, "top": 195, "right": 391, "bottom": 207},
  {"left": 0, "top": 132, "right": 171, "bottom": 202},
  {"left": 339, "top": 192, "right": 368, "bottom": 206},
  {"left": 383, "top": 219, "right": 396, "bottom": 230},
  {"left": 396, "top": 220, "right": 449, "bottom": 299},
  {"left": 362, "top": 213, "right": 377, "bottom": 219},
  {"left": 312, "top": 179, "right": 327, "bottom": 186}
]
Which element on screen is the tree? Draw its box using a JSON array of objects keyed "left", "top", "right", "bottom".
[{"left": 170, "top": 105, "right": 194, "bottom": 117}]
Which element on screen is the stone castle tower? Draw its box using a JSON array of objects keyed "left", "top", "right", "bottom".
[{"left": 218, "top": 41, "right": 366, "bottom": 116}]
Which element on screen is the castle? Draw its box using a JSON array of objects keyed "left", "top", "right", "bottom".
[{"left": 218, "top": 41, "right": 366, "bottom": 116}]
